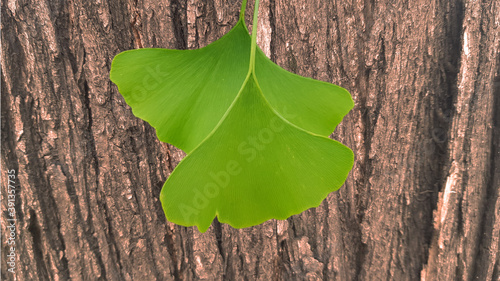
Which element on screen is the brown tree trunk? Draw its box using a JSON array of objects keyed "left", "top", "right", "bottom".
[{"left": 1, "top": 0, "right": 498, "bottom": 280}]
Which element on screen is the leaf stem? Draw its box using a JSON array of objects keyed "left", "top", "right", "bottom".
[
  {"left": 249, "top": 0, "right": 260, "bottom": 74},
  {"left": 240, "top": 0, "right": 248, "bottom": 19}
]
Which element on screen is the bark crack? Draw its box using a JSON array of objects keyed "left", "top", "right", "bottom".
[
  {"left": 28, "top": 209, "right": 51, "bottom": 281},
  {"left": 164, "top": 225, "right": 182, "bottom": 280},
  {"left": 170, "top": 0, "right": 187, "bottom": 50},
  {"left": 131, "top": 0, "right": 143, "bottom": 48}
]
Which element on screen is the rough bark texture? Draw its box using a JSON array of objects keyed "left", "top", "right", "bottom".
[{"left": 1, "top": 0, "right": 499, "bottom": 280}]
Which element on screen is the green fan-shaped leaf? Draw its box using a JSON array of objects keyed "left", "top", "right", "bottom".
[{"left": 110, "top": 0, "right": 354, "bottom": 232}]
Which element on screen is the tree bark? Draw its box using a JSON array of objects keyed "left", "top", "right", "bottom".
[{"left": 1, "top": 0, "right": 498, "bottom": 280}]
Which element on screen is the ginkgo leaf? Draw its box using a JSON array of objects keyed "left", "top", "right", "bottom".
[
  {"left": 110, "top": 20, "right": 353, "bottom": 154},
  {"left": 110, "top": 0, "right": 355, "bottom": 232},
  {"left": 161, "top": 73, "right": 354, "bottom": 232}
]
